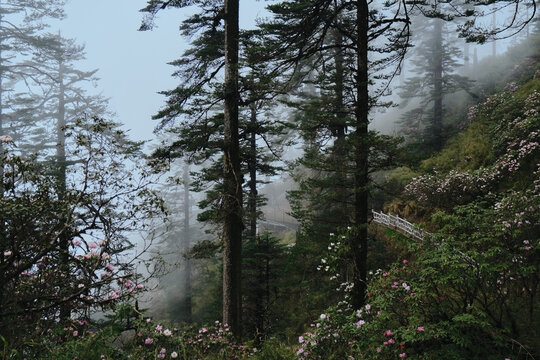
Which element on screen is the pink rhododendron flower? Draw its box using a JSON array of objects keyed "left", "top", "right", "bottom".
[
  {"left": 144, "top": 338, "right": 153, "bottom": 344},
  {"left": 399, "top": 353, "right": 407, "bottom": 358},
  {"left": 417, "top": 326, "right": 424, "bottom": 332},
  {"left": 402, "top": 283, "right": 410, "bottom": 291}
]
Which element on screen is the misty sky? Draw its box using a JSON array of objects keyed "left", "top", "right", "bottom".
[{"left": 56, "top": 0, "right": 268, "bottom": 143}]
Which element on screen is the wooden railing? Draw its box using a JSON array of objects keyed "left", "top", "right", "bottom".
[
  {"left": 372, "top": 210, "right": 476, "bottom": 265},
  {"left": 372, "top": 211, "right": 427, "bottom": 241}
]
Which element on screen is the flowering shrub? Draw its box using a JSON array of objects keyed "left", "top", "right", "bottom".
[
  {"left": 126, "top": 318, "right": 255, "bottom": 360},
  {"left": 39, "top": 309, "right": 261, "bottom": 360},
  {"left": 406, "top": 83, "right": 540, "bottom": 210},
  {"left": 300, "top": 104, "right": 539, "bottom": 358},
  {"left": 0, "top": 118, "right": 163, "bottom": 353},
  {"left": 295, "top": 224, "right": 537, "bottom": 359},
  {"left": 337, "top": 80, "right": 540, "bottom": 358}
]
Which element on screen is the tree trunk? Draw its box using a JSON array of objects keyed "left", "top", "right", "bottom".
[
  {"left": 351, "top": 0, "right": 369, "bottom": 311},
  {"left": 432, "top": 19, "right": 443, "bottom": 148},
  {"left": 57, "top": 62, "right": 67, "bottom": 194},
  {"left": 248, "top": 105, "right": 266, "bottom": 343},
  {"left": 222, "top": 0, "right": 243, "bottom": 338},
  {"left": 0, "top": 4, "right": 4, "bottom": 197},
  {"left": 332, "top": 27, "right": 348, "bottom": 218},
  {"left": 264, "top": 233, "right": 270, "bottom": 338},
  {"left": 57, "top": 59, "right": 71, "bottom": 320},
  {"left": 0, "top": 2, "right": 4, "bottom": 308},
  {"left": 183, "top": 163, "right": 192, "bottom": 323},
  {"left": 249, "top": 106, "right": 257, "bottom": 243}
]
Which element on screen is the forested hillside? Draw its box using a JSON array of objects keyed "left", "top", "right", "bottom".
[{"left": 0, "top": 1, "right": 538, "bottom": 359}]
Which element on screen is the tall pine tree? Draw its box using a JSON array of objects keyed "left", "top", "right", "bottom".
[
  {"left": 399, "top": 15, "right": 471, "bottom": 149},
  {"left": 260, "top": 0, "right": 409, "bottom": 309},
  {"left": 142, "top": 0, "right": 249, "bottom": 337}
]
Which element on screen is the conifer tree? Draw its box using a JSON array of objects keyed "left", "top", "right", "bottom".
[
  {"left": 141, "top": 0, "right": 274, "bottom": 337},
  {"left": 260, "top": 0, "right": 536, "bottom": 311},
  {"left": 0, "top": 0, "right": 65, "bottom": 194},
  {"left": 139, "top": 0, "right": 538, "bottom": 331},
  {"left": 15, "top": 33, "right": 109, "bottom": 156},
  {"left": 280, "top": 25, "right": 359, "bottom": 319},
  {"left": 182, "top": 163, "right": 193, "bottom": 323},
  {"left": 220, "top": 0, "right": 242, "bottom": 335},
  {"left": 399, "top": 16, "right": 471, "bottom": 149},
  {"left": 260, "top": 0, "right": 409, "bottom": 309},
  {"left": 12, "top": 32, "right": 112, "bottom": 318},
  {"left": 149, "top": 158, "right": 204, "bottom": 324}
]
